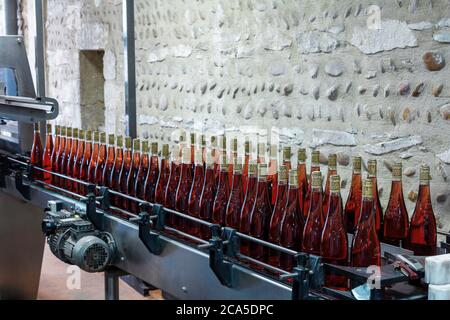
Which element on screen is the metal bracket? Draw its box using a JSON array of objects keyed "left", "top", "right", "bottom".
[
  {"left": 84, "top": 184, "right": 104, "bottom": 230},
  {"left": 199, "top": 225, "right": 239, "bottom": 288},
  {"left": 14, "top": 170, "right": 31, "bottom": 200},
  {"left": 136, "top": 203, "right": 165, "bottom": 255},
  {"left": 97, "top": 187, "right": 111, "bottom": 211},
  {"left": 280, "top": 253, "right": 324, "bottom": 300},
  {"left": 0, "top": 154, "right": 8, "bottom": 188}
]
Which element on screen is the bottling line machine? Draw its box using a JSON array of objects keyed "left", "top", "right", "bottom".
[{"left": 1, "top": 1, "right": 449, "bottom": 301}]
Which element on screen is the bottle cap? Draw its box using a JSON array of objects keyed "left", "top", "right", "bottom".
[
  {"left": 363, "top": 179, "right": 373, "bottom": 198},
  {"left": 142, "top": 141, "right": 150, "bottom": 153},
  {"left": 283, "top": 147, "right": 292, "bottom": 163},
  {"left": 249, "top": 161, "right": 258, "bottom": 176},
  {"left": 257, "top": 143, "right": 265, "bottom": 158},
  {"left": 311, "top": 171, "right": 322, "bottom": 188},
  {"left": 93, "top": 131, "right": 99, "bottom": 142},
  {"left": 392, "top": 163, "right": 402, "bottom": 180},
  {"left": 312, "top": 151, "right": 320, "bottom": 165},
  {"left": 258, "top": 164, "right": 268, "bottom": 178},
  {"left": 183, "top": 148, "right": 191, "bottom": 164},
  {"left": 289, "top": 169, "right": 298, "bottom": 187},
  {"left": 151, "top": 142, "right": 158, "bottom": 155},
  {"left": 55, "top": 125, "right": 61, "bottom": 135},
  {"left": 61, "top": 126, "right": 67, "bottom": 136},
  {"left": 201, "top": 135, "right": 206, "bottom": 147},
  {"left": 125, "top": 137, "right": 132, "bottom": 149},
  {"left": 133, "top": 139, "right": 141, "bottom": 151},
  {"left": 270, "top": 145, "right": 278, "bottom": 159},
  {"left": 221, "top": 135, "right": 227, "bottom": 150},
  {"left": 298, "top": 148, "right": 306, "bottom": 163},
  {"left": 100, "top": 132, "right": 106, "bottom": 144},
  {"left": 420, "top": 164, "right": 431, "bottom": 185},
  {"left": 73, "top": 128, "right": 79, "bottom": 139},
  {"left": 67, "top": 127, "right": 73, "bottom": 138},
  {"left": 368, "top": 159, "right": 377, "bottom": 177},
  {"left": 85, "top": 130, "right": 93, "bottom": 141},
  {"left": 232, "top": 138, "right": 238, "bottom": 153},
  {"left": 179, "top": 131, "right": 186, "bottom": 143},
  {"left": 245, "top": 139, "right": 251, "bottom": 155},
  {"left": 108, "top": 134, "right": 115, "bottom": 145},
  {"left": 211, "top": 136, "right": 217, "bottom": 148},
  {"left": 353, "top": 156, "right": 362, "bottom": 172},
  {"left": 195, "top": 150, "right": 203, "bottom": 165},
  {"left": 79, "top": 130, "right": 86, "bottom": 140},
  {"left": 34, "top": 122, "right": 40, "bottom": 131},
  {"left": 46, "top": 123, "right": 52, "bottom": 133},
  {"left": 330, "top": 175, "right": 341, "bottom": 193},
  {"left": 190, "top": 132, "right": 196, "bottom": 145},
  {"left": 279, "top": 165, "right": 288, "bottom": 183},
  {"left": 328, "top": 154, "right": 337, "bottom": 169},
  {"left": 116, "top": 136, "right": 123, "bottom": 148},
  {"left": 162, "top": 144, "right": 170, "bottom": 158}
]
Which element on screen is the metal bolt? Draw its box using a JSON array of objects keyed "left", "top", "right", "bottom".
[
  {"left": 121, "top": 257, "right": 125, "bottom": 261},
  {"left": 181, "top": 286, "right": 187, "bottom": 293}
]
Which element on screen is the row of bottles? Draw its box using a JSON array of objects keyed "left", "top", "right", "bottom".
[{"left": 30, "top": 124, "right": 438, "bottom": 277}]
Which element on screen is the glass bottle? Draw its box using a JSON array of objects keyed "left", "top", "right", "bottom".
[
  {"left": 320, "top": 175, "right": 348, "bottom": 290},
  {"left": 60, "top": 127, "right": 73, "bottom": 183},
  {"left": 257, "top": 142, "right": 266, "bottom": 164},
  {"left": 190, "top": 132, "right": 196, "bottom": 166},
  {"left": 102, "top": 134, "right": 116, "bottom": 188},
  {"left": 323, "top": 154, "right": 338, "bottom": 220},
  {"left": 72, "top": 130, "right": 85, "bottom": 193},
  {"left": 211, "top": 136, "right": 220, "bottom": 183},
  {"left": 30, "top": 123, "right": 44, "bottom": 180},
  {"left": 78, "top": 130, "right": 92, "bottom": 195},
  {"left": 201, "top": 134, "right": 207, "bottom": 166},
  {"left": 243, "top": 138, "right": 251, "bottom": 194},
  {"left": 94, "top": 132, "right": 107, "bottom": 186},
  {"left": 239, "top": 161, "right": 258, "bottom": 256},
  {"left": 302, "top": 171, "right": 324, "bottom": 256},
  {"left": 303, "top": 150, "right": 321, "bottom": 218},
  {"left": 199, "top": 152, "right": 217, "bottom": 239},
  {"left": 368, "top": 160, "right": 384, "bottom": 239},
  {"left": 54, "top": 126, "right": 66, "bottom": 187},
  {"left": 175, "top": 148, "right": 193, "bottom": 230},
  {"left": 280, "top": 169, "right": 305, "bottom": 271},
  {"left": 344, "top": 157, "right": 363, "bottom": 234},
  {"left": 118, "top": 137, "right": 133, "bottom": 210},
  {"left": 87, "top": 131, "right": 100, "bottom": 185},
  {"left": 383, "top": 163, "right": 409, "bottom": 246},
  {"left": 155, "top": 144, "right": 171, "bottom": 205},
  {"left": 228, "top": 138, "right": 238, "bottom": 189},
  {"left": 165, "top": 145, "right": 181, "bottom": 214},
  {"left": 135, "top": 141, "right": 150, "bottom": 200},
  {"left": 282, "top": 147, "right": 292, "bottom": 171},
  {"left": 42, "top": 124, "right": 54, "bottom": 184},
  {"left": 50, "top": 125, "right": 61, "bottom": 186},
  {"left": 268, "top": 145, "right": 278, "bottom": 206},
  {"left": 212, "top": 157, "right": 231, "bottom": 227},
  {"left": 143, "top": 142, "right": 159, "bottom": 203},
  {"left": 187, "top": 150, "right": 206, "bottom": 235},
  {"left": 225, "top": 159, "right": 244, "bottom": 230},
  {"left": 128, "top": 139, "right": 141, "bottom": 213},
  {"left": 110, "top": 136, "right": 124, "bottom": 206},
  {"left": 268, "top": 165, "right": 288, "bottom": 267},
  {"left": 408, "top": 165, "right": 437, "bottom": 256},
  {"left": 66, "top": 128, "right": 79, "bottom": 190},
  {"left": 249, "top": 164, "right": 272, "bottom": 267},
  {"left": 351, "top": 179, "right": 381, "bottom": 267},
  {"left": 297, "top": 148, "right": 308, "bottom": 219}
]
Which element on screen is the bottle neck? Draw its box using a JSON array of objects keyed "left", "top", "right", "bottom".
[{"left": 360, "top": 197, "right": 374, "bottom": 221}]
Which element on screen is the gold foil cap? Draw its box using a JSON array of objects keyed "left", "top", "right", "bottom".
[
  {"left": 133, "top": 139, "right": 141, "bottom": 151},
  {"left": 190, "top": 132, "right": 196, "bottom": 145},
  {"left": 125, "top": 137, "right": 132, "bottom": 149},
  {"left": 67, "top": 127, "right": 73, "bottom": 138},
  {"left": 201, "top": 135, "right": 206, "bottom": 147},
  {"left": 116, "top": 136, "right": 123, "bottom": 148},
  {"left": 245, "top": 139, "right": 251, "bottom": 154},
  {"left": 283, "top": 147, "right": 292, "bottom": 163},
  {"left": 392, "top": 163, "right": 402, "bottom": 180},
  {"left": 46, "top": 123, "right": 52, "bottom": 133},
  {"left": 363, "top": 179, "right": 374, "bottom": 198},
  {"left": 61, "top": 126, "right": 67, "bottom": 136},
  {"left": 55, "top": 125, "right": 61, "bottom": 135},
  {"left": 258, "top": 164, "right": 268, "bottom": 178},
  {"left": 353, "top": 156, "right": 362, "bottom": 172},
  {"left": 85, "top": 130, "right": 93, "bottom": 141},
  {"left": 151, "top": 142, "right": 158, "bottom": 155},
  {"left": 79, "top": 130, "right": 86, "bottom": 140},
  {"left": 142, "top": 141, "right": 150, "bottom": 153},
  {"left": 420, "top": 165, "right": 431, "bottom": 185},
  {"left": 108, "top": 134, "right": 115, "bottom": 145},
  {"left": 270, "top": 145, "right": 278, "bottom": 159},
  {"left": 257, "top": 143, "right": 265, "bottom": 158},
  {"left": 289, "top": 169, "right": 298, "bottom": 187},
  {"left": 195, "top": 150, "right": 203, "bottom": 165},
  {"left": 311, "top": 151, "right": 320, "bottom": 165},
  {"left": 93, "top": 131, "right": 99, "bottom": 142},
  {"left": 162, "top": 144, "right": 170, "bottom": 158},
  {"left": 368, "top": 159, "right": 377, "bottom": 177},
  {"left": 34, "top": 122, "right": 40, "bottom": 131},
  {"left": 328, "top": 154, "right": 337, "bottom": 169},
  {"left": 279, "top": 165, "right": 288, "bottom": 183},
  {"left": 232, "top": 138, "right": 238, "bottom": 153},
  {"left": 330, "top": 175, "right": 341, "bottom": 193},
  {"left": 182, "top": 148, "right": 191, "bottom": 164},
  {"left": 72, "top": 128, "right": 79, "bottom": 139},
  {"left": 249, "top": 161, "right": 258, "bottom": 176},
  {"left": 221, "top": 135, "right": 227, "bottom": 150},
  {"left": 298, "top": 148, "right": 306, "bottom": 163},
  {"left": 311, "top": 171, "right": 322, "bottom": 188},
  {"left": 100, "top": 132, "right": 106, "bottom": 144}
]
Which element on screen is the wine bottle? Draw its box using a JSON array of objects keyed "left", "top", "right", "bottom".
[
  {"left": 87, "top": 131, "right": 99, "bottom": 185},
  {"left": 128, "top": 139, "right": 141, "bottom": 213},
  {"left": 268, "top": 165, "right": 288, "bottom": 267},
  {"left": 50, "top": 125, "right": 61, "bottom": 186},
  {"left": 199, "top": 152, "right": 217, "bottom": 239},
  {"left": 143, "top": 142, "right": 159, "bottom": 203},
  {"left": 78, "top": 130, "right": 92, "bottom": 195},
  {"left": 323, "top": 154, "right": 338, "bottom": 220},
  {"left": 228, "top": 138, "right": 238, "bottom": 189},
  {"left": 351, "top": 179, "right": 381, "bottom": 267},
  {"left": 344, "top": 156, "right": 363, "bottom": 234},
  {"left": 320, "top": 175, "right": 348, "bottom": 290},
  {"left": 109, "top": 136, "right": 123, "bottom": 206},
  {"left": 94, "top": 132, "right": 107, "bottom": 186},
  {"left": 165, "top": 145, "right": 181, "bottom": 212},
  {"left": 257, "top": 142, "right": 266, "bottom": 164},
  {"left": 102, "top": 134, "right": 115, "bottom": 188},
  {"left": 175, "top": 148, "right": 193, "bottom": 229},
  {"left": 72, "top": 129, "right": 85, "bottom": 193},
  {"left": 200, "top": 134, "right": 207, "bottom": 166},
  {"left": 54, "top": 126, "right": 66, "bottom": 187},
  {"left": 225, "top": 158, "right": 244, "bottom": 230},
  {"left": 367, "top": 160, "right": 384, "bottom": 239},
  {"left": 155, "top": 144, "right": 171, "bottom": 205},
  {"left": 30, "top": 123, "right": 44, "bottom": 180},
  {"left": 239, "top": 161, "right": 258, "bottom": 256},
  {"left": 118, "top": 137, "right": 133, "bottom": 210},
  {"left": 243, "top": 138, "right": 251, "bottom": 194},
  {"left": 211, "top": 136, "right": 220, "bottom": 184},
  {"left": 268, "top": 145, "right": 278, "bottom": 206},
  {"left": 188, "top": 150, "right": 206, "bottom": 236},
  {"left": 190, "top": 133, "right": 196, "bottom": 166},
  {"left": 408, "top": 165, "right": 437, "bottom": 256},
  {"left": 297, "top": 148, "right": 308, "bottom": 219},
  {"left": 135, "top": 141, "right": 150, "bottom": 200},
  {"left": 60, "top": 127, "right": 73, "bottom": 183},
  {"left": 42, "top": 124, "right": 54, "bottom": 184},
  {"left": 280, "top": 169, "right": 304, "bottom": 271},
  {"left": 67, "top": 128, "right": 79, "bottom": 190},
  {"left": 212, "top": 156, "right": 231, "bottom": 227},
  {"left": 303, "top": 150, "right": 321, "bottom": 218}
]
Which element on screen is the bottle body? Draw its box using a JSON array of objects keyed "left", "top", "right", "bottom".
[
  {"left": 212, "top": 165, "right": 231, "bottom": 227},
  {"left": 109, "top": 137, "right": 124, "bottom": 207},
  {"left": 42, "top": 124, "right": 54, "bottom": 184},
  {"left": 155, "top": 153, "right": 171, "bottom": 205},
  {"left": 30, "top": 123, "right": 44, "bottom": 180},
  {"left": 239, "top": 164, "right": 258, "bottom": 256},
  {"left": 199, "top": 164, "right": 217, "bottom": 239},
  {"left": 127, "top": 141, "right": 141, "bottom": 213},
  {"left": 302, "top": 172, "right": 324, "bottom": 256},
  {"left": 66, "top": 129, "right": 79, "bottom": 190},
  {"left": 50, "top": 126, "right": 62, "bottom": 186},
  {"left": 225, "top": 166, "right": 244, "bottom": 230},
  {"left": 78, "top": 132, "right": 92, "bottom": 195},
  {"left": 344, "top": 158, "right": 362, "bottom": 233},
  {"left": 72, "top": 131, "right": 86, "bottom": 193},
  {"left": 144, "top": 154, "right": 160, "bottom": 203},
  {"left": 118, "top": 139, "right": 132, "bottom": 210},
  {"left": 187, "top": 151, "right": 205, "bottom": 235},
  {"left": 175, "top": 155, "right": 194, "bottom": 229}
]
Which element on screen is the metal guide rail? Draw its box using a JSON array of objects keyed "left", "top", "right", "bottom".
[{"left": 0, "top": 152, "right": 445, "bottom": 300}]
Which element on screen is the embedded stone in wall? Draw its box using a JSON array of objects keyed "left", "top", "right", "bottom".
[
  {"left": 296, "top": 31, "right": 339, "bottom": 54},
  {"left": 423, "top": 52, "right": 446, "bottom": 71},
  {"left": 350, "top": 20, "right": 417, "bottom": 54},
  {"left": 437, "top": 18, "right": 450, "bottom": 28},
  {"left": 408, "top": 21, "right": 433, "bottom": 30},
  {"left": 325, "top": 60, "right": 345, "bottom": 77},
  {"left": 273, "top": 127, "right": 305, "bottom": 145},
  {"left": 172, "top": 44, "right": 193, "bottom": 58},
  {"left": 440, "top": 104, "right": 450, "bottom": 120},
  {"left": 148, "top": 47, "right": 169, "bottom": 63},
  {"left": 269, "top": 62, "right": 287, "bottom": 76},
  {"left": 139, "top": 115, "right": 159, "bottom": 125},
  {"left": 433, "top": 33, "right": 450, "bottom": 43},
  {"left": 263, "top": 33, "right": 292, "bottom": 51},
  {"left": 310, "top": 129, "right": 357, "bottom": 148},
  {"left": 77, "top": 23, "right": 108, "bottom": 50},
  {"left": 437, "top": 149, "right": 450, "bottom": 164},
  {"left": 364, "top": 135, "right": 423, "bottom": 155}
]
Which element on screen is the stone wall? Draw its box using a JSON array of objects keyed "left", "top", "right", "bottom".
[
  {"left": 21, "top": 0, "right": 450, "bottom": 229},
  {"left": 0, "top": 1, "right": 4, "bottom": 36}
]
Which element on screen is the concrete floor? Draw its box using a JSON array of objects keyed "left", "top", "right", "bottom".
[{"left": 38, "top": 244, "right": 162, "bottom": 300}]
